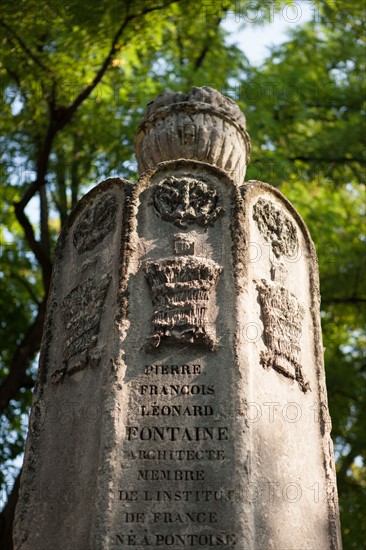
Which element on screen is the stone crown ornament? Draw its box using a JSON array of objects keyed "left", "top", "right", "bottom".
[{"left": 134, "top": 86, "right": 251, "bottom": 185}]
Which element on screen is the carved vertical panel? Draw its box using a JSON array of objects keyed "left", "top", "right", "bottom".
[
  {"left": 252, "top": 197, "right": 309, "bottom": 391},
  {"left": 57, "top": 274, "right": 111, "bottom": 378},
  {"left": 240, "top": 181, "right": 341, "bottom": 550},
  {"left": 13, "top": 180, "right": 132, "bottom": 550}
]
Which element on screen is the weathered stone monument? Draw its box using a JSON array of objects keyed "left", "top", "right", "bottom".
[{"left": 14, "top": 87, "right": 341, "bottom": 549}]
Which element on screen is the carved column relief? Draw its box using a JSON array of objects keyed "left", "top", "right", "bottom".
[
  {"left": 254, "top": 198, "right": 310, "bottom": 392},
  {"left": 54, "top": 274, "right": 111, "bottom": 381},
  {"left": 143, "top": 254, "right": 222, "bottom": 351},
  {"left": 256, "top": 275, "right": 310, "bottom": 392},
  {"left": 143, "top": 176, "right": 223, "bottom": 350}
]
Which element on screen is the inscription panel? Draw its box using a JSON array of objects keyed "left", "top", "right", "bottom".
[{"left": 116, "top": 362, "right": 239, "bottom": 548}]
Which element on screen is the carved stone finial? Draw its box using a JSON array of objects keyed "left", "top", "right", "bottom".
[{"left": 134, "top": 86, "right": 251, "bottom": 185}]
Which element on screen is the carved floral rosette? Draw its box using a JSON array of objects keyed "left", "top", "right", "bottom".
[
  {"left": 143, "top": 256, "right": 222, "bottom": 350},
  {"left": 134, "top": 87, "right": 251, "bottom": 185},
  {"left": 73, "top": 193, "right": 117, "bottom": 254}
]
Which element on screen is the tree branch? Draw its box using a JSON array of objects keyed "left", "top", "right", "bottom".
[
  {"left": 67, "top": 2, "right": 179, "bottom": 118},
  {"left": 8, "top": 273, "right": 41, "bottom": 306},
  {"left": 13, "top": 1, "right": 180, "bottom": 225},
  {"left": 3, "top": 64, "right": 21, "bottom": 89},
  {"left": 0, "top": 471, "right": 20, "bottom": 550},
  {"left": 193, "top": 17, "right": 222, "bottom": 71},
  {"left": 13, "top": 203, "right": 53, "bottom": 290},
  {"left": 0, "top": 297, "right": 47, "bottom": 413},
  {"left": 15, "top": 123, "right": 55, "bottom": 212},
  {"left": 194, "top": 42, "right": 211, "bottom": 71},
  {"left": 39, "top": 185, "right": 50, "bottom": 258},
  {"left": 0, "top": 18, "right": 52, "bottom": 75},
  {"left": 71, "top": 134, "right": 81, "bottom": 210}
]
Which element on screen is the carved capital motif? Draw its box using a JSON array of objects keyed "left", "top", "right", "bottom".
[
  {"left": 153, "top": 176, "right": 222, "bottom": 228},
  {"left": 143, "top": 256, "right": 222, "bottom": 350},
  {"left": 56, "top": 274, "right": 111, "bottom": 380},
  {"left": 257, "top": 279, "right": 310, "bottom": 392},
  {"left": 73, "top": 193, "right": 117, "bottom": 254},
  {"left": 253, "top": 198, "right": 298, "bottom": 258}
]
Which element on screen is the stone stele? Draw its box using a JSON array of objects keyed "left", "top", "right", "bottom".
[{"left": 14, "top": 87, "right": 342, "bottom": 550}]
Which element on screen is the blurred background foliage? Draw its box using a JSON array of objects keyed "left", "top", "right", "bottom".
[{"left": 0, "top": 1, "right": 365, "bottom": 548}]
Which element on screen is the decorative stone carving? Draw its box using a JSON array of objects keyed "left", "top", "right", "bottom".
[
  {"left": 59, "top": 274, "right": 111, "bottom": 375},
  {"left": 73, "top": 193, "right": 117, "bottom": 254},
  {"left": 134, "top": 86, "right": 251, "bottom": 185},
  {"left": 256, "top": 279, "right": 310, "bottom": 392},
  {"left": 173, "top": 234, "right": 195, "bottom": 255},
  {"left": 143, "top": 256, "right": 222, "bottom": 350},
  {"left": 153, "top": 176, "right": 222, "bottom": 228},
  {"left": 253, "top": 198, "right": 299, "bottom": 258},
  {"left": 270, "top": 262, "right": 288, "bottom": 285}
]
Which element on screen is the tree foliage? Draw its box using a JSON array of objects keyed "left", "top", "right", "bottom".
[{"left": 0, "top": 1, "right": 365, "bottom": 548}]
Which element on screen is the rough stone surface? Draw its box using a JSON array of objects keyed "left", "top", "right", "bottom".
[{"left": 14, "top": 88, "right": 341, "bottom": 550}]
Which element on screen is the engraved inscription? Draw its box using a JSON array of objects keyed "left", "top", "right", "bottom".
[
  {"left": 126, "top": 426, "right": 229, "bottom": 441},
  {"left": 143, "top": 256, "right": 222, "bottom": 350},
  {"left": 253, "top": 198, "right": 298, "bottom": 258},
  {"left": 115, "top": 532, "right": 236, "bottom": 546},
  {"left": 73, "top": 193, "right": 117, "bottom": 253},
  {"left": 257, "top": 279, "right": 310, "bottom": 392},
  {"left": 118, "top": 361, "right": 237, "bottom": 544},
  {"left": 153, "top": 176, "right": 222, "bottom": 228},
  {"left": 59, "top": 274, "right": 110, "bottom": 375}
]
